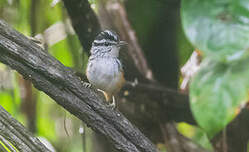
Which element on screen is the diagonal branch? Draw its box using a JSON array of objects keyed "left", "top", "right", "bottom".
[
  {"left": 0, "top": 106, "right": 51, "bottom": 152},
  {"left": 0, "top": 19, "right": 157, "bottom": 152}
]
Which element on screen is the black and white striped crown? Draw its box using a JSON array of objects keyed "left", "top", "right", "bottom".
[{"left": 93, "top": 30, "right": 120, "bottom": 46}]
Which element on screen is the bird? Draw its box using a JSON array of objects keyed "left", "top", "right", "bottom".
[{"left": 86, "top": 30, "right": 127, "bottom": 108}]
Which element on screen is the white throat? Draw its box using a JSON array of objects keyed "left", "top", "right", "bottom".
[{"left": 110, "top": 45, "right": 120, "bottom": 57}]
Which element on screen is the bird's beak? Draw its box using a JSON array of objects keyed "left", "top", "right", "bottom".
[{"left": 118, "top": 41, "right": 128, "bottom": 47}]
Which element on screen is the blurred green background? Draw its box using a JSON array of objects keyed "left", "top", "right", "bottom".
[
  {"left": 2, "top": 0, "right": 247, "bottom": 151},
  {"left": 0, "top": 0, "right": 91, "bottom": 151}
]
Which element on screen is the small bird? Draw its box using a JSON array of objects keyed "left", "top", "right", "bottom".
[{"left": 86, "top": 30, "right": 127, "bottom": 108}]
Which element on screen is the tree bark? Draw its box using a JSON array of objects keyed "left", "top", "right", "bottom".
[
  {"left": 62, "top": 0, "right": 101, "bottom": 53},
  {"left": 0, "top": 106, "right": 50, "bottom": 152}
]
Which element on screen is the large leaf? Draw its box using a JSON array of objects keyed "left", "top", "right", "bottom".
[
  {"left": 181, "top": 0, "right": 249, "bottom": 61},
  {"left": 190, "top": 58, "right": 249, "bottom": 138}
]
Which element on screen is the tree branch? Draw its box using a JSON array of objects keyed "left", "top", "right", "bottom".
[
  {"left": 62, "top": 0, "right": 101, "bottom": 53},
  {"left": 0, "top": 106, "right": 50, "bottom": 152},
  {"left": 160, "top": 123, "right": 209, "bottom": 152},
  {"left": 0, "top": 19, "right": 157, "bottom": 152},
  {"left": 121, "top": 82, "right": 196, "bottom": 125}
]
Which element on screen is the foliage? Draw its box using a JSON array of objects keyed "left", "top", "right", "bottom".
[
  {"left": 182, "top": 0, "right": 249, "bottom": 61},
  {"left": 182, "top": 0, "right": 249, "bottom": 138},
  {"left": 1, "top": 0, "right": 249, "bottom": 151},
  {"left": 190, "top": 58, "right": 249, "bottom": 137},
  {"left": 0, "top": 1, "right": 87, "bottom": 152}
]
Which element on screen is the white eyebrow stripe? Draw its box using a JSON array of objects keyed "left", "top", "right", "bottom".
[
  {"left": 94, "top": 39, "right": 117, "bottom": 44},
  {"left": 105, "top": 30, "right": 118, "bottom": 40}
]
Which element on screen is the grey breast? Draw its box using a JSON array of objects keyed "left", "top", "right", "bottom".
[{"left": 87, "top": 57, "right": 122, "bottom": 93}]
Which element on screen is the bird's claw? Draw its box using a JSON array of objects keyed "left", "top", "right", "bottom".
[
  {"left": 107, "top": 96, "right": 116, "bottom": 110},
  {"left": 96, "top": 89, "right": 116, "bottom": 109},
  {"left": 107, "top": 102, "right": 116, "bottom": 110},
  {"left": 107, "top": 103, "right": 115, "bottom": 109},
  {"left": 83, "top": 82, "right": 92, "bottom": 88},
  {"left": 97, "top": 89, "right": 105, "bottom": 94}
]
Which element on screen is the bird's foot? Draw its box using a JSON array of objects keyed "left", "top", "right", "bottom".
[
  {"left": 97, "top": 89, "right": 116, "bottom": 109},
  {"left": 97, "top": 89, "right": 105, "bottom": 94},
  {"left": 107, "top": 96, "right": 116, "bottom": 110},
  {"left": 82, "top": 82, "right": 92, "bottom": 88}
]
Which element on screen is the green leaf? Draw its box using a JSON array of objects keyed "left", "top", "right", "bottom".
[
  {"left": 181, "top": 0, "right": 249, "bottom": 61},
  {"left": 190, "top": 57, "right": 249, "bottom": 138}
]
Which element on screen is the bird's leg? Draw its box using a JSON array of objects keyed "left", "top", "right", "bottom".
[
  {"left": 97, "top": 89, "right": 116, "bottom": 109},
  {"left": 97, "top": 89, "right": 111, "bottom": 102},
  {"left": 108, "top": 96, "right": 116, "bottom": 109},
  {"left": 96, "top": 89, "right": 116, "bottom": 109}
]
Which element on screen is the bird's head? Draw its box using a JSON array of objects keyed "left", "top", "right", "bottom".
[{"left": 91, "top": 30, "right": 127, "bottom": 57}]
